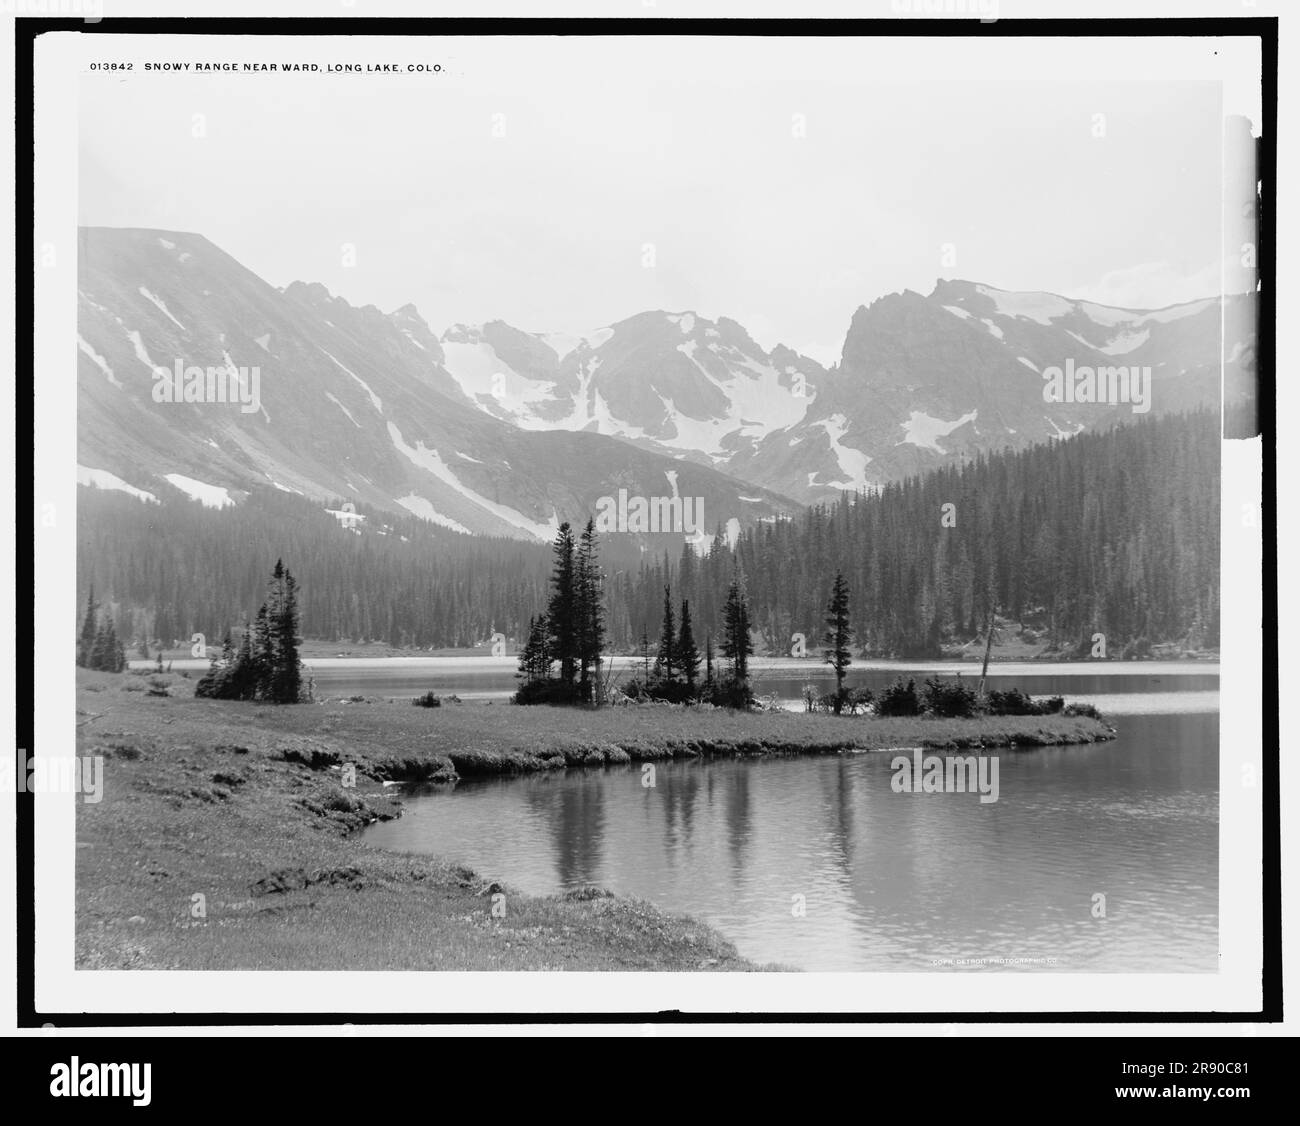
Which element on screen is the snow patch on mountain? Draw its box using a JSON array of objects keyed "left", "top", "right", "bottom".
[
  {"left": 976, "top": 286, "right": 1074, "bottom": 325},
  {"left": 325, "top": 392, "right": 361, "bottom": 428},
  {"left": 817, "top": 414, "right": 873, "bottom": 491},
  {"left": 77, "top": 465, "right": 156, "bottom": 502},
  {"left": 321, "top": 348, "right": 382, "bottom": 412},
  {"left": 78, "top": 335, "right": 122, "bottom": 388},
  {"left": 440, "top": 338, "right": 557, "bottom": 417},
  {"left": 1099, "top": 328, "right": 1150, "bottom": 355},
  {"left": 386, "top": 421, "right": 559, "bottom": 541},
  {"left": 124, "top": 328, "right": 158, "bottom": 373},
  {"left": 164, "top": 473, "right": 234, "bottom": 508},
  {"left": 138, "top": 287, "right": 187, "bottom": 331},
  {"left": 396, "top": 494, "right": 471, "bottom": 534},
  {"left": 899, "top": 409, "right": 978, "bottom": 452},
  {"left": 440, "top": 338, "right": 507, "bottom": 401},
  {"left": 1045, "top": 416, "right": 1086, "bottom": 440},
  {"left": 674, "top": 340, "right": 809, "bottom": 445}
]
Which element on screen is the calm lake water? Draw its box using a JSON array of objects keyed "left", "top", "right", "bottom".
[{"left": 360, "top": 663, "right": 1219, "bottom": 972}]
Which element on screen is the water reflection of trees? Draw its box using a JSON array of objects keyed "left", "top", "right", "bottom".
[
  {"left": 722, "top": 764, "right": 752, "bottom": 868},
  {"left": 823, "top": 757, "right": 855, "bottom": 876},
  {"left": 661, "top": 763, "right": 702, "bottom": 855},
  {"left": 522, "top": 774, "right": 606, "bottom": 889}
]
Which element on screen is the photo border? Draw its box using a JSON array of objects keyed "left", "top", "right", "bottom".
[{"left": 16, "top": 12, "right": 1281, "bottom": 1027}]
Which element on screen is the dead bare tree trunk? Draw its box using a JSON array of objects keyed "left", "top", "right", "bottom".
[{"left": 978, "top": 606, "right": 995, "bottom": 697}]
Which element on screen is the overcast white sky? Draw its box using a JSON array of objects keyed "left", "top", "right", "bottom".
[{"left": 78, "top": 35, "right": 1255, "bottom": 364}]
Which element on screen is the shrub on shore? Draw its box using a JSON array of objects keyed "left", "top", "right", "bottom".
[
  {"left": 812, "top": 678, "right": 1088, "bottom": 722},
  {"left": 922, "top": 676, "right": 979, "bottom": 718},
  {"left": 982, "top": 688, "right": 1039, "bottom": 716},
  {"left": 804, "top": 685, "right": 874, "bottom": 715},
  {"left": 412, "top": 691, "right": 441, "bottom": 708},
  {"left": 514, "top": 679, "right": 591, "bottom": 707},
  {"left": 876, "top": 678, "right": 921, "bottom": 716}
]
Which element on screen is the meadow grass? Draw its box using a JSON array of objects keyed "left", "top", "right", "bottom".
[{"left": 74, "top": 670, "right": 1112, "bottom": 971}]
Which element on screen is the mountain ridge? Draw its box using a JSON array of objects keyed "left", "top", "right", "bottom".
[
  {"left": 77, "top": 225, "right": 1252, "bottom": 518},
  {"left": 76, "top": 227, "right": 799, "bottom": 546}
]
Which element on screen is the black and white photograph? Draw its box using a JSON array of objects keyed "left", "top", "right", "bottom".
[{"left": 17, "top": 5, "right": 1284, "bottom": 1057}]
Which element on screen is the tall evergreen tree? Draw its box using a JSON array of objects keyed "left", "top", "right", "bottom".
[
  {"left": 90, "top": 620, "right": 110, "bottom": 670},
  {"left": 546, "top": 523, "right": 578, "bottom": 687},
  {"left": 253, "top": 603, "right": 274, "bottom": 699},
  {"left": 822, "top": 571, "right": 853, "bottom": 714},
  {"left": 721, "top": 574, "right": 753, "bottom": 683},
  {"left": 267, "top": 560, "right": 303, "bottom": 704},
  {"left": 517, "top": 614, "right": 551, "bottom": 685},
  {"left": 77, "top": 584, "right": 98, "bottom": 668},
  {"left": 677, "top": 600, "right": 700, "bottom": 690},
  {"left": 576, "top": 518, "right": 605, "bottom": 695},
  {"left": 655, "top": 586, "right": 676, "bottom": 683}
]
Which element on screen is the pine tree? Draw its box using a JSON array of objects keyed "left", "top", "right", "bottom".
[
  {"left": 234, "top": 621, "right": 257, "bottom": 699},
  {"left": 704, "top": 633, "right": 715, "bottom": 694},
  {"left": 655, "top": 586, "right": 676, "bottom": 683},
  {"left": 77, "top": 584, "right": 98, "bottom": 668},
  {"left": 253, "top": 603, "right": 274, "bottom": 699},
  {"left": 822, "top": 571, "right": 853, "bottom": 714},
  {"left": 721, "top": 574, "right": 753, "bottom": 683},
  {"left": 576, "top": 518, "right": 605, "bottom": 697},
  {"left": 546, "top": 523, "right": 578, "bottom": 687},
  {"left": 269, "top": 561, "right": 303, "bottom": 703},
  {"left": 89, "top": 620, "right": 110, "bottom": 670},
  {"left": 517, "top": 614, "right": 552, "bottom": 685},
  {"left": 677, "top": 600, "right": 700, "bottom": 690}
]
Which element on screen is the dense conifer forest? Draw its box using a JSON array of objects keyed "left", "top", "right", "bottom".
[{"left": 77, "top": 410, "right": 1219, "bottom": 659}]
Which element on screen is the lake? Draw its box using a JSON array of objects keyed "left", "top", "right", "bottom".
[{"left": 360, "top": 662, "right": 1219, "bottom": 972}]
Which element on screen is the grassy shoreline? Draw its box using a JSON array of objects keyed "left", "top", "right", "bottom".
[{"left": 75, "top": 670, "right": 1115, "bottom": 971}]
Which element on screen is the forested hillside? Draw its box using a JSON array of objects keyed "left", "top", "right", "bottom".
[{"left": 78, "top": 410, "right": 1219, "bottom": 658}]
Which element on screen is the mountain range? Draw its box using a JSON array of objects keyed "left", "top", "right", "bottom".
[
  {"left": 76, "top": 226, "right": 1252, "bottom": 539},
  {"left": 76, "top": 228, "right": 797, "bottom": 544}
]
